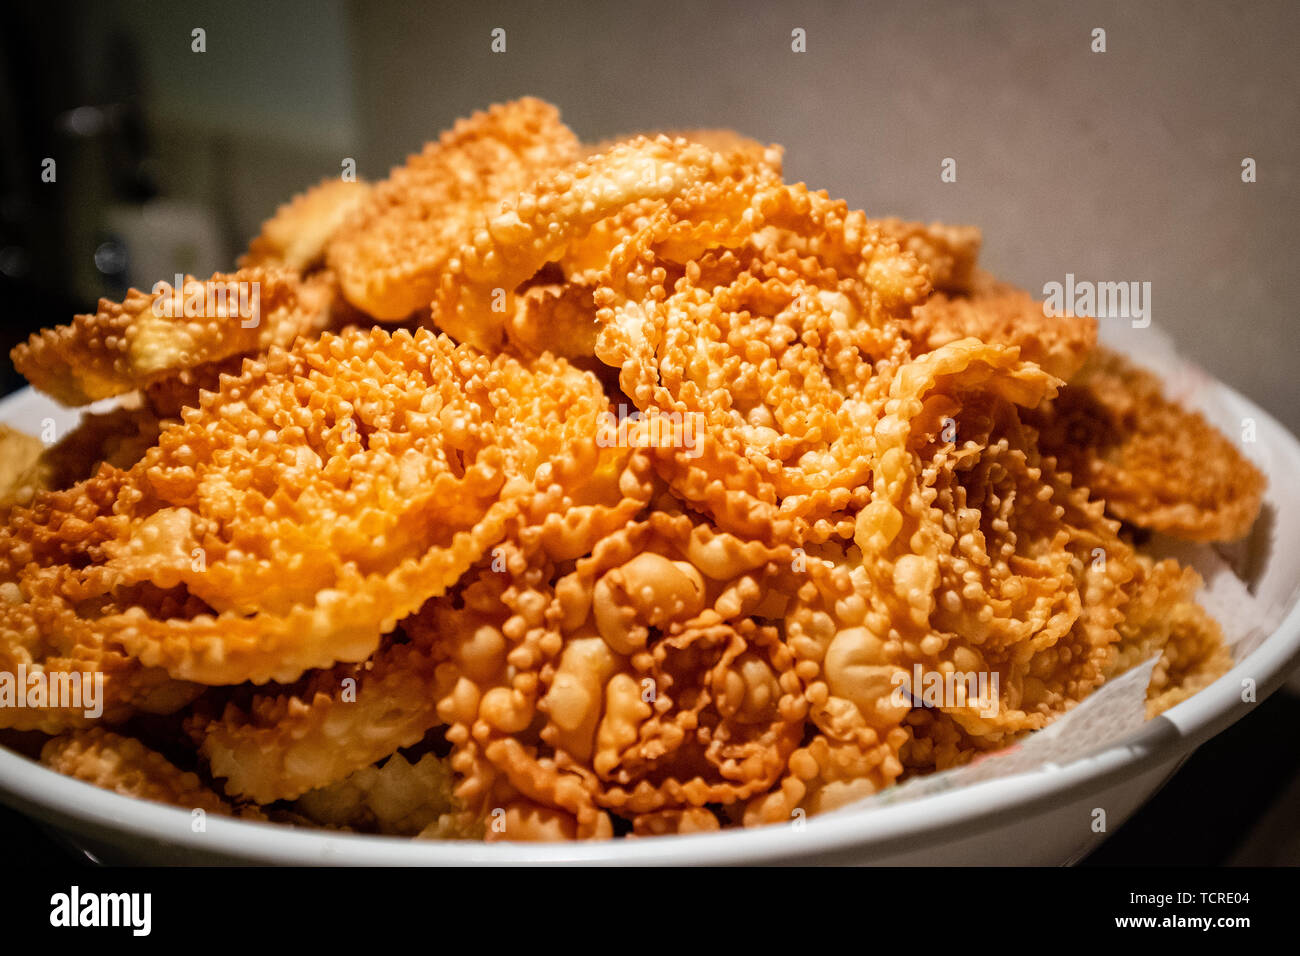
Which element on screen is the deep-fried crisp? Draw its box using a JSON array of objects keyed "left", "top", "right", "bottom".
[
  {"left": 3, "top": 98, "right": 1262, "bottom": 842},
  {"left": 0, "top": 425, "right": 48, "bottom": 509},
  {"left": 240, "top": 177, "right": 372, "bottom": 272},
  {"left": 1108, "top": 555, "right": 1232, "bottom": 717},
  {"left": 844, "top": 341, "right": 1135, "bottom": 769},
  {"left": 907, "top": 272, "right": 1098, "bottom": 381},
  {"left": 504, "top": 280, "right": 599, "bottom": 359},
  {"left": 38, "top": 403, "right": 161, "bottom": 487},
  {"left": 1026, "top": 347, "right": 1266, "bottom": 541},
  {"left": 40, "top": 728, "right": 242, "bottom": 815},
  {"left": 873, "top": 218, "right": 982, "bottom": 294},
  {"left": 0, "top": 519, "right": 203, "bottom": 734},
  {"left": 10, "top": 268, "right": 334, "bottom": 406},
  {"left": 327, "top": 97, "right": 581, "bottom": 322},
  {"left": 417, "top": 505, "right": 808, "bottom": 839},
  {"left": 429, "top": 134, "right": 788, "bottom": 351},
  {"left": 584, "top": 128, "right": 782, "bottom": 175},
  {"left": 293, "top": 752, "right": 467, "bottom": 837},
  {"left": 190, "top": 441, "right": 654, "bottom": 808},
  {"left": 190, "top": 637, "right": 448, "bottom": 803},
  {"left": 593, "top": 179, "right": 930, "bottom": 544},
  {"left": 0, "top": 327, "right": 614, "bottom": 689}
]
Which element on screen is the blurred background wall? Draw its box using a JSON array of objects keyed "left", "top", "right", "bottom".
[{"left": 1, "top": 0, "right": 1296, "bottom": 431}]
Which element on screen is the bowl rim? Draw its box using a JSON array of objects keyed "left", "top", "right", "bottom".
[{"left": 1, "top": 380, "right": 1297, "bottom": 865}]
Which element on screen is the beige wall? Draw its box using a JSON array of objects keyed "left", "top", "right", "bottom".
[{"left": 66, "top": 1, "right": 357, "bottom": 289}]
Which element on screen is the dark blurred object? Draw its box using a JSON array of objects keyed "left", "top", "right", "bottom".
[
  {"left": 0, "top": 3, "right": 161, "bottom": 393},
  {"left": 1, "top": 3, "right": 86, "bottom": 392}
]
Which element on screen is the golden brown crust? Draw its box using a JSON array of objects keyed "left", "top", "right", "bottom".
[
  {"left": 0, "top": 564, "right": 202, "bottom": 734},
  {"left": 872, "top": 218, "right": 982, "bottom": 294},
  {"left": 39, "top": 403, "right": 161, "bottom": 486},
  {"left": 1108, "top": 556, "right": 1232, "bottom": 716},
  {"left": 327, "top": 97, "right": 581, "bottom": 322},
  {"left": 593, "top": 180, "right": 930, "bottom": 544},
  {"left": 426, "top": 134, "right": 778, "bottom": 350},
  {"left": 416, "top": 506, "right": 808, "bottom": 839},
  {"left": 191, "top": 637, "right": 448, "bottom": 803},
  {"left": 0, "top": 327, "right": 614, "bottom": 687},
  {"left": 503, "top": 280, "right": 599, "bottom": 359},
  {"left": 40, "top": 728, "right": 236, "bottom": 814},
  {"left": 294, "top": 752, "right": 467, "bottom": 837},
  {"left": 906, "top": 272, "right": 1098, "bottom": 382},
  {"left": 787, "top": 340, "right": 1136, "bottom": 778},
  {"left": 10, "top": 268, "right": 332, "bottom": 406},
  {"left": 4, "top": 99, "right": 1257, "bottom": 841},
  {"left": 1027, "top": 348, "right": 1266, "bottom": 541},
  {"left": 1, "top": 402, "right": 166, "bottom": 516},
  {"left": 0, "top": 426, "right": 49, "bottom": 509},
  {"left": 584, "top": 127, "right": 783, "bottom": 178},
  {"left": 239, "top": 177, "right": 372, "bottom": 272}
]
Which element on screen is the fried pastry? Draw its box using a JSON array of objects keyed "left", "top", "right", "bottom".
[
  {"left": 239, "top": 177, "right": 372, "bottom": 273},
  {"left": 327, "top": 97, "right": 581, "bottom": 322},
  {"left": 595, "top": 181, "right": 930, "bottom": 544},
  {"left": 0, "top": 327, "right": 615, "bottom": 690},
  {"left": 10, "top": 268, "right": 334, "bottom": 406},
  {"left": 1027, "top": 348, "right": 1265, "bottom": 541},
  {"left": 2, "top": 99, "right": 1255, "bottom": 841},
  {"left": 40, "top": 728, "right": 242, "bottom": 816},
  {"left": 0, "top": 425, "right": 49, "bottom": 509},
  {"left": 907, "top": 272, "right": 1098, "bottom": 382},
  {"left": 873, "top": 217, "right": 982, "bottom": 294}
]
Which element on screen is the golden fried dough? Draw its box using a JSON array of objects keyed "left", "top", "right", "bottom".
[
  {"left": 327, "top": 97, "right": 581, "bottom": 322},
  {"left": 907, "top": 272, "right": 1098, "bottom": 382},
  {"left": 0, "top": 327, "right": 615, "bottom": 689},
  {"left": 781, "top": 341, "right": 1136, "bottom": 778},
  {"left": 192, "top": 637, "right": 448, "bottom": 803},
  {"left": 294, "top": 752, "right": 467, "bottom": 837},
  {"left": 0, "top": 608, "right": 199, "bottom": 734},
  {"left": 1027, "top": 348, "right": 1266, "bottom": 541},
  {"left": 0, "top": 425, "right": 48, "bottom": 509},
  {"left": 239, "top": 177, "right": 372, "bottom": 272},
  {"left": 40, "top": 728, "right": 240, "bottom": 815},
  {"left": 1108, "top": 556, "right": 1232, "bottom": 716},
  {"left": 417, "top": 507, "right": 807, "bottom": 840},
  {"left": 872, "top": 218, "right": 982, "bottom": 294},
  {"left": 595, "top": 181, "right": 929, "bottom": 543},
  {"left": 429, "top": 134, "right": 774, "bottom": 350},
  {"left": 11, "top": 268, "right": 333, "bottom": 406},
  {"left": 3, "top": 98, "right": 1260, "bottom": 841},
  {"left": 584, "top": 127, "right": 783, "bottom": 178}
]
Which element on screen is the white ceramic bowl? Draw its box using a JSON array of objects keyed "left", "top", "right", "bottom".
[{"left": 1, "top": 379, "right": 1297, "bottom": 865}]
